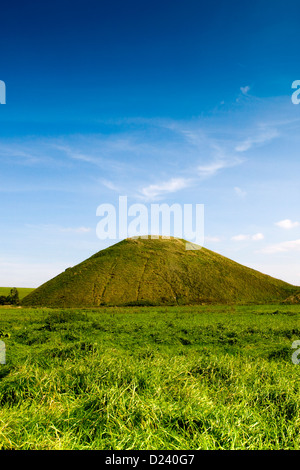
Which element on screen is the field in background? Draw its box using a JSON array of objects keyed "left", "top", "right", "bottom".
[
  {"left": 0, "top": 304, "right": 300, "bottom": 449},
  {"left": 0, "top": 287, "right": 34, "bottom": 300}
]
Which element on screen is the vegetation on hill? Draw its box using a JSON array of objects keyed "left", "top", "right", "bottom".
[
  {"left": 22, "top": 237, "right": 298, "bottom": 307},
  {"left": 283, "top": 292, "right": 300, "bottom": 304}
]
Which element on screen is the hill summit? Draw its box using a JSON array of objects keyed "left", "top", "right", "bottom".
[{"left": 22, "top": 237, "right": 298, "bottom": 307}]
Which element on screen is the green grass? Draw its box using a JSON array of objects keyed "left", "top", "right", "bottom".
[
  {"left": 0, "top": 304, "right": 300, "bottom": 449},
  {"left": 0, "top": 287, "right": 34, "bottom": 300}
]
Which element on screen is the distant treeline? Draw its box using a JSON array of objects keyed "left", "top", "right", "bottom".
[{"left": 0, "top": 288, "right": 20, "bottom": 305}]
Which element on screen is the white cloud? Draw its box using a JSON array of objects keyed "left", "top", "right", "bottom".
[
  {"left": 197, "top": 161, "right": 227, "bottom": 177},
  {"left": 232, "top": 234, "right": 249, "bottom": 241},
  {"left": 260, "top": 239, "right": 300, "bottom": 254},
  {"left": 235, "top": 128, "right": 279, "bottom": 152},
  {"left": 100, "top": 179, "right": 120, "bottom": 191},
  {"left": 197, "top": 156, "right": 242, "bottom": 178},
  {"left": 275, "top": 219, "right": 300, "bottom": 230},
  {"left": 232, "top": 233, "right": 264, "bottom": 241},
  {"left": 205, "top": 236, "right": 221, "bottom": 242},
  {"left": 140, "top": 177, "right": 191, "bottom": 200},
  {"left": 234, "top": 186, "right": 247, "bottom": 198},
  {"left": 252, "top": 233, "right": 264, "bottom": 241},
  {"left": 240, "top": 86, "right": 250, "bottom": 95}
]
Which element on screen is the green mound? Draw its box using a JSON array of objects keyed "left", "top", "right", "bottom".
[{"left": 22, "top": 237, "right": 298, "bottom": 307}]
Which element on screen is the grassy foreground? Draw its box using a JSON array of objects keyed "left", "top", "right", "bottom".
[{"left": 0, "top": 304, "right": 300, "bottom": 449}]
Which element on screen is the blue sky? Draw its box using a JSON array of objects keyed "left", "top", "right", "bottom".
[{"left": 1, "top": 0, "right": 300, "bottom": 287}]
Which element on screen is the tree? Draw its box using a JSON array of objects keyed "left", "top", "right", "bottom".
[
  {"left": 7, "top": 288, "right": 19, "bottom": 305},
  {"left": 0, "top": 296, "right": 8, "bottom": 305}
]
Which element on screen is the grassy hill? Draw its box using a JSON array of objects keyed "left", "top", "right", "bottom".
[
  {"left": 21, "top": 237, "right": 298, "bottom": 307},
  {"left": 0, "top": 287, "right": 34, "bottom": 300}
]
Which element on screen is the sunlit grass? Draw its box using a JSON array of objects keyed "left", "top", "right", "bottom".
[{"left": 0, "top": 304, "right": 300, "bottom": 449}]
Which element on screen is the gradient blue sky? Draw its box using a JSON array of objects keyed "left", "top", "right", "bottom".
[{"left": 1, "top": 0, "right": 300, "bottom": 287}]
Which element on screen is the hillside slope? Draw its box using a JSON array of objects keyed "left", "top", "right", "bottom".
[
  {"left": 22, "top": 237, "right": 298, "bottom": 307},
  {"left": 283, "top": 292, "right": 300, "bottom": 304}
]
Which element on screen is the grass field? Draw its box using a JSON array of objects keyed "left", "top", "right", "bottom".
[
  {"left": 0, "top": 304, "right": 300, "bottom": 449},
  {"left": 0, "top": 287, "right": 34, "bottom": 300}
]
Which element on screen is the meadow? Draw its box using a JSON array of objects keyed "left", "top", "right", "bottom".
[
  {"left": 0, "top": 287, "right": 34, "bottom": 300},
  {"left": 0, "top": 304, "right": 300, "bottom": 450}
]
